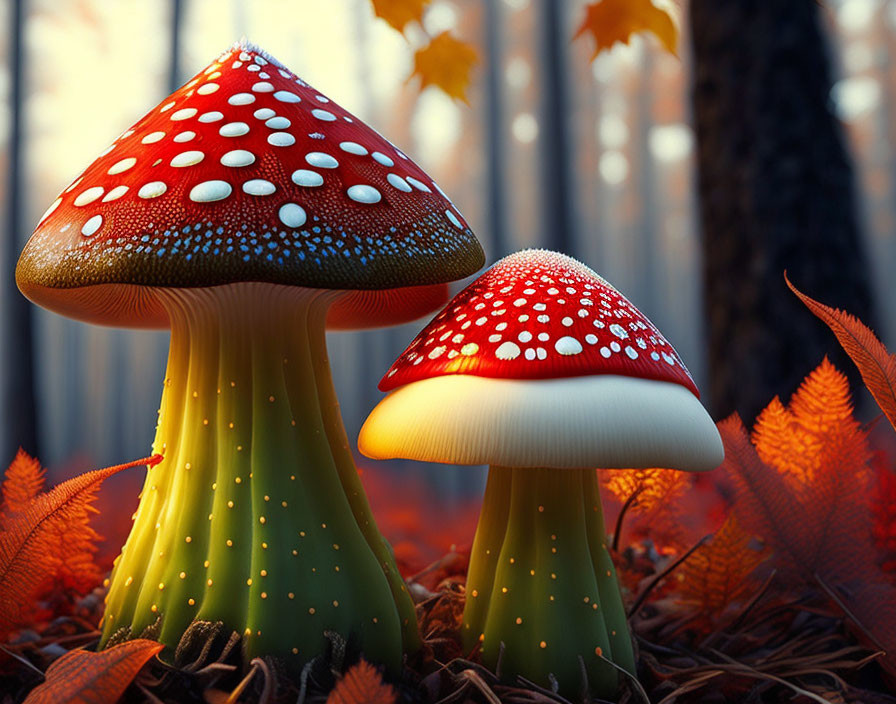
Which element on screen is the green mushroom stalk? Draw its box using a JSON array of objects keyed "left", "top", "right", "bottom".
[
  {"left": 100, "top": 283, "right": 419, "bottom": 669},
  {"left": 463, "top": 466, "right": 634, "bottom": 698}
]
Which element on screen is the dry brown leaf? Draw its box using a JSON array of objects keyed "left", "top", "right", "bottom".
[
  {"left": 411, "top": 31, "right": 478, "bottom": 103},
  {"left": 575, "top": 0, "right": 679, "bottom": 58},
  {"left": 370, "top": 0, "right": 430, "bottom": 33},
  {"left": 326, "top": 659, "right": 397, "bottom": 704}
]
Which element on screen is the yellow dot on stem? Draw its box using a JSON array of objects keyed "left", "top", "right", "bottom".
[
  {"left": 509, "top": 557, "right": 515, "bottom": 564},
  {"left": 259, "top": 516, "right": 266, "bottom": 524},
  {"left": 269, "top": 395, "right": 275, "bottom": 402},
  {"left": 292, "top": 549, "right": 298, "bottom": 556},
  {"left": 179, "top": 572, "right": 186, "bottom": 579},
  {"left": 235, "top": 477, "right": 242, "bottom": 484},
  {"left": 207, "top": 578, "right": 213, "bottom": 586},
  {"left": 151, "top": 604, "right": 158, "bottom": 612},
  {"left": 584, "top": 597, "right": 590, "bottom": 603},
  {"left": 515, "top": 617, "right": 523, "bottom": 625},
  {"left": 226, "top": 539, "right": 233, "bottom": 547},
  {"left": 281, "top": 501, "right": 288, "bottom": 508},
  {"left": 538, "top": 505, "right": 544, "bottom": 512},
  {"left": 529, "top": 570, "right": 536, "bottom": 576},
  {"left": 185, "top": 536, "right": 192, "bottom": 543},
  {"left": 158, "top": 582, "right": 165, "bottom": 590},
  {"left": 125, "top": 576, "right": 133, "bottom": 586},
  {"left": 333, "top": 543, "right": 340, "bottom": 550},
  {"left": 309, "top": 608, "right": 316, "bottom": 615},
  {"left": 264, "top": 495, "right": 270, "bottom": 502},
  {"left": 260, "top": 569, "right": 267, "bottom": 577},
  {"left": 244, "top": 628, "right": 252, "bottom": 636},
  {"left": 247, "top": 578, "right": 253, "bottom": 586},
  {"left": 471, "top": 589, "right": 479, "bottom": 597},
  {"left": 204, "top": 560, "right": 210, "bottom": 567},
  {"left": 501, "top": 587, "right": 508, "bottom": 593},
  {"left": 262, "top": 542, "right": 268, "bottom": 549},
  {"left": 292, "top": 647, "right": 298, "bottom": 654},
  {"left": 188, "top": 598, "right": 195, "bottom": 606},
  {"left": 595, "top": 646, "right": 603, "bottom": 656},
  {"left": 539, "top": 641, "right": 547, "bottom": 649},
  {"left": 261, "top": 592, "right": 267, "bottom": 599},
  {"left": 333, "top": 600, "right": 339, "bottom": 607},
  {"left": 290, "top": 475, "right": 296, "bottom": 480},
  {"left": 288, "top": 592, "right": 295, "bottom": 599},
  {"left": 227, "top": 501, "right": 234, "bottom": 508}
]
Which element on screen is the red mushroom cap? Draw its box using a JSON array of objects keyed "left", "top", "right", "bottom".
[
  {"left": 16, "top": 41, "right": 483, "bottom": 328},
  {"left": 379, "top": 249, "right": 699, "bottom": 395}
]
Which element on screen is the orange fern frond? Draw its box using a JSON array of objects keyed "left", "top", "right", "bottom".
[
  {"left": 326, "top": 659, "right": 397, "bottom": 704},
  {"left": 787, "top": 274, "right": 896, "bottom": 431},
  {"left": 1, "top": 449, "right": 46, "bottom": 518},
  {"left": 0, "top": 455, "right": 160, "bottom": 637},
  {"left": 602, "top": 467, "right": 692, "bottom": 514}
]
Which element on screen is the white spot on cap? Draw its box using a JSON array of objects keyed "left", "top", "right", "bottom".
[
  {"left": 274, "top": 90, "right": 301, "bottom": 103},
  {"left": 518, "top": 331, "right": 533, "bottom": 343},
  {"left": 371, "top": 151, "right": 394, "bottom": 167},
  {"left": 315, "top": 94, "right": 329, "bottom": 103},
  {"left": 461, "top": 343, "right": 479, "bottom": 355},
  {"left": 81, "top": 214, "right": 102, "bottom": 237},
  {"left": 141, "top": 131, "right": 165, "bottom": 144},
  {"left": 625, "top": 346, "right": 638, "bottom": 359},
  {"left": 311, "top": 108, "right": 336, "bottom": 121},
  {"left": 268, "top": 132, "right": 296, "bottom": 147},
  {"left": 265, "top": 116, "right": 291, "bottom": 129},
  {"left": 662, "top": 353, "right": 676, "bottom": 366},
  {"left": 160, "top": 101, "right": 176, "bottom": 112},
  {"left": 387, "top": 173, "right": 412, "bottom": 192},
  {"left": 138, "top": 181, "right": 167, "bottom": 199},
  {"left": 406, "top": 177, "right": 432, "bottom": 193},
  {"left": 610, "top": 341, "right": 621, "bottom": 352},
  {"left": 171, "top": 108, "right": 198, "bottom": 121},
  {"left": 254, "top": 108, "right": 276, "bottom": 120},
  {"left": 600, "top": 346, "right": 611, "bottom": 358},
  {"left": 610, "top": 324, "right": 629, "bottom": 339},
  {"left": 561, "top": 316, "right": 573, "bottom": 327},
  {"left": 221, "top": 149, "right": 256, "bottom": 167},
  {"left": 536, "top": 347, "right": 547, "bottom": 360},
  {"left": 171, "top": 150, "right": 205, "bottom": 167},
  {"left": 585, "top": 334, "right": 598, "bottom": 345},
  {"left": 291, "top": 169, "right": 324, "bottom": 187},
  {"left": 107, "top": 157, "right": 136, "bottom": 175},
  {"left": 306, "top": 152, "right": 338, "bottom": 169},
  {"left": 279, "top": 203, "right": 307, "bottom": 228},
  {"left": 495, "top": 341, "right": 521, "bottom": 360},
  {"left": 74, "top": 187, "right": 104, "bottom": 206},
  {"left": 555, "top": 336, "right": 583, "bottom": 355},
  {"left": 39, "top": 198, "right": 61, "bottom": 223},
  {"left": 252, "top": 81, "right": 274, "bottom": 92},
  {"left": 651, "top": 352, "right": 661, "bottom": 361},
  {"left": 347, "top": 185, "right": 382, "bottom": 204},
  {"left": 524, "top": 348, "right": 536, "bottom": 360},
  {"left": 189, "top": 180, "right": 232, "bottom": 202},
  {"left": 228, "top": 93, "right": 255, "bottom": 106},
  {"left": 197, "top": 83, "right": 219, "bottom": 95},
  {"left": 242, "top": 179, "right": 276, "bottom": 196},
  {"left": 445, "top": 210, "right": 462, "bottom": 228},
  {"left": 102, "top": 185, "right": 129, "bottom": 202},
  {"left": 220, "top": 122, "right": 250, "bottom": 137},
  {"left": 174, "top": 131, "right": 196, "bottom": 142},
  {"left": 198, "top": 111, "right": 224, "bottom": 123},
  {"left": 339, "top": 141, "right": 368, "bottom": 155}
]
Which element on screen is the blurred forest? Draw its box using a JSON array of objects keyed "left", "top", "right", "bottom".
[{"left": 1, "top": 0, "right": 895, "bottom": 495}]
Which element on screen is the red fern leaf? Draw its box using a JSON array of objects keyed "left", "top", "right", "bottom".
[
  {"left": 326, "top": 659, "right": 397, "bottom": 704},
  {"left": 787, "top": 274, "right": 896, "bottom": 431},
  {"left": 1, "top": 449, "right": 46, "bottom": 518},
  {"left": 0, "top": 455, "right": 160, "bottom": 637}
]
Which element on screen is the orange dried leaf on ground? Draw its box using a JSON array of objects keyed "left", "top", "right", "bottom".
[
  {"left": 370, "top": 0, "right": 430, "bottom": 33},
  {"left": 326, "top": 660, "right": 397, "bottom": 704},
  {"left": 677, "top": 513, "right": 767, "bottom": 629},
  {"left": 1, "top": 449, "right": 46, "bottom": 518},
  {"left": 0, "top": 455, "right": 160, "bottom": 638},
  {"left": 787, "top": 274, "right": 896, "bottom": 432},
  {"left": 22, "top": 639, "right": 163, "bottom": 704},
  {"left": 412, "top": 31, "right": 477, "bottom": 103},
  {"left": 575, "top": 0, "right": 679, "bottom": 58}
]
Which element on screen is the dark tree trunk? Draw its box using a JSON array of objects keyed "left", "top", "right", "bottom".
[
  {"left": 691, "top": 0, "right": 876, "bottom": 422},
  {"left": 3, "top": 0, "right": 39, "bottom": 462}
]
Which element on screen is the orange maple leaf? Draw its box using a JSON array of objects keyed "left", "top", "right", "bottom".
[
  {"left": 326, "top": 659, "right": 397, "bottom": 704},
  {"left": 411, "top": 31, "right": 478, "bottom": 103},
  {"left": 370, "top": 0, "right": 430, "bottom": 33},
  {"left": 677, "top": 513, "right": 767, "bottom": 631},
  {"left": 787, "top": 274, "right": 896, "bottom": 433},
  {"left": 22, "top": 639, "right": 163, "bottom": 704},
  {"left": 0, "top": 455, "right": 160, "bottom": 637},
  {"left": 1, "top": 448, "right": 46, "bottom": 519},
  {"left": 575, "top": 0, "right": 679, "bottom": 58}
]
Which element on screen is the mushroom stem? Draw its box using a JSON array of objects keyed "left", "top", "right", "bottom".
[
  {"left": 462, "top": 466, "right": 635, "bottom": 698},
  {"left": 100, "top": 283, "right": 417, "bottom": 670}
]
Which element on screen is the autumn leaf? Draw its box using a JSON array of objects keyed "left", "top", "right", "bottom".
[
  {"left": 411, "top": 31, "right": 477, "bottom": 103},
  {"left": 370, "top": 0, "right": 430, "bottom": 33},
  {"left": 326, "top": 659, "right": 397, "bottom": 704},
  {"left": 23, "top": 639, "right": 163, "bottom": 704},
  {"left": 787, "top": 274, "right": 896, "bottom": 433},
  {"left": 575, "top": 0, "right": 679, "bottom": 59},
  {"left": 0, "top": 454, "right": 161, "bottom": 637},
  {"left": 1, "top": 448, "right": 46, "bottom": 518},
  {"left": 677, "top": 513, "right": 768, "bottom": 631},
  {"left": 602, "top": 467, "right": 692, "bottom": 546}
]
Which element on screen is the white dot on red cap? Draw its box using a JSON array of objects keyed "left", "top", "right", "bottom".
[
  {"left": 291, "top": 169, "right": 324, "bottom": 187},
  {"left": 242, "top": 179, "right": 276, "bottom": 196},
  {"left": 386, "top": 173, "right": 412, "bottom": 192},
  {"left": 536, "top": 348, "right": 547, "bottom": 360},
  {"left": 488, "top": 334, "right": 502, "bottom": 343},
  {"left": 171, "top": 108, "right": 197, "bottom": 121},
  {"left": 252, "top": 81, "right": 274, "bottom": 93},
  {"left": 555, "top": 336, "right": 583, "bottom": 355},
  {"left": 518, "top": 331, "right": 533, "bottom": 343},
  {"left": 142, "top": 131, "right": 165, "bottom": 144},
  {"left": 174, "top": 131, "right": 196, "bottom": 142},
  {"left": 254, "top": 108, "right": 276, "bottom": 120},
  {"left": 347, "top": 185, "right": 382, "bottom": 204},
  {"left": 524, "top": 288, "right": 535, "bottom": 295},
  {"left": 600, "top": 347, "right": 611, "bottom": 358},
  {"left": 651, "top": 352, "right": 661, "bottom": 361},
  {"left": 74, "top": 187, "right": 104, "bottom": 206},
  {"left": 305, "top": 152, "right": 338, "bottom": 169},
  {"left": 339, "top": 141, "right": 368, "bottom": 155},
  {"left": 279, "top": 203, "right": 307, "bottom": 228},
  {"left": 268, "top": 132, "right": 296, "bottom": 147},
  {"left": 39, "top": 198, "right": 61, "bottom": 223},
  {"left": 228, "top": 93, "right": 255, "bottom": 106},
  {"left": 197, "top": 83, "right": 219, "bottom": 95},
  {"left": 81, "top": 214, "right": 102, "bottom": 237},
  {"left": 610, "top": 324, "right": 628, "bottom": 339},
  {"left": 371, "top": 151, "right": 394, "bottom": 167},
  {"left": 138, "top": 181, "right": 167, "bottom": 198},
  {"left": 445, "top": 210, "right": 462, "bottom": 228},
  {"left": 220, "top": 122, "right": 250, "bottom": 137},
  {"left": 496, "top": 341, "right": 521, "bottom": 360},
  {"left": 610, "top": 342, "right": 621, "bottom": 352},
  {"left": 171, "top": 150, "right": 205, "bottom": 167},
  {"left": 578, "top": 309, "right": 589, "bottom": 318},
  {"left": 538, "top": 332, "right": 550, "bottom": 342},
  {"left": 512, "top": 298, "right": 526, "bottom": 307},
  {"left": 198, "top": 111, "right": 224, "bottom": 123},
  {"left": 266, "top": 116, "right": 291, "bottom": 129},
  {"left": 625, "top": 346, "right": 638, "bottom": 359},
  {"left": 189, "top": 180, "right": 232, "bottom": 203},
  {"left": 533, "top": 303, "right": 547, "bottom": 312},
  {"left": 312, "top": 108, "right": 337, "bottom": 121},
  {"left": 524, "top": 348, "right": 536, "bottom": 361},
  {"left": 274, "top": 90, "right": 301, "bottom": 103},
  {"left": 547, "top": 288, "right": 559, "bottom": 295},
  {"left": 102, "top": 185, "right": 129, "bottom": 202},
  {"left": 247, "top": 64, "right": 260, "bottom": 72},
  {"left": 221, "top": 150, "right": 256, "bottom": 167},
  {"left": 662, "top": 353, "right": 676, "bottom": 366},
  {"left": 160, "top": 101, "right": 176, "bottom": 113},
  {"left": 561, "top": 316, "right": 573, "bottom": 327},
  {"left": 315, "top": 95, "right": 329, "bottom": 103},
  {"left": 496, "top": 322, "right": 509, "bottom": 331},
  {"left": 585, "top": 334, "right": 598, "bottom": 345},
  {"left": 406, "top": 177, "right": 432, "bottom": 193}
]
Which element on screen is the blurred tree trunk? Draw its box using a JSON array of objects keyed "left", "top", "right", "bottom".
[{"left": 690, "top": 0, "right": 876, "bottom": 422}]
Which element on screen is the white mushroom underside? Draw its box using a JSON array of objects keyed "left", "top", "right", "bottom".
[{"left": 359, "top": 375, "right": 724, "bottom": 470}]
